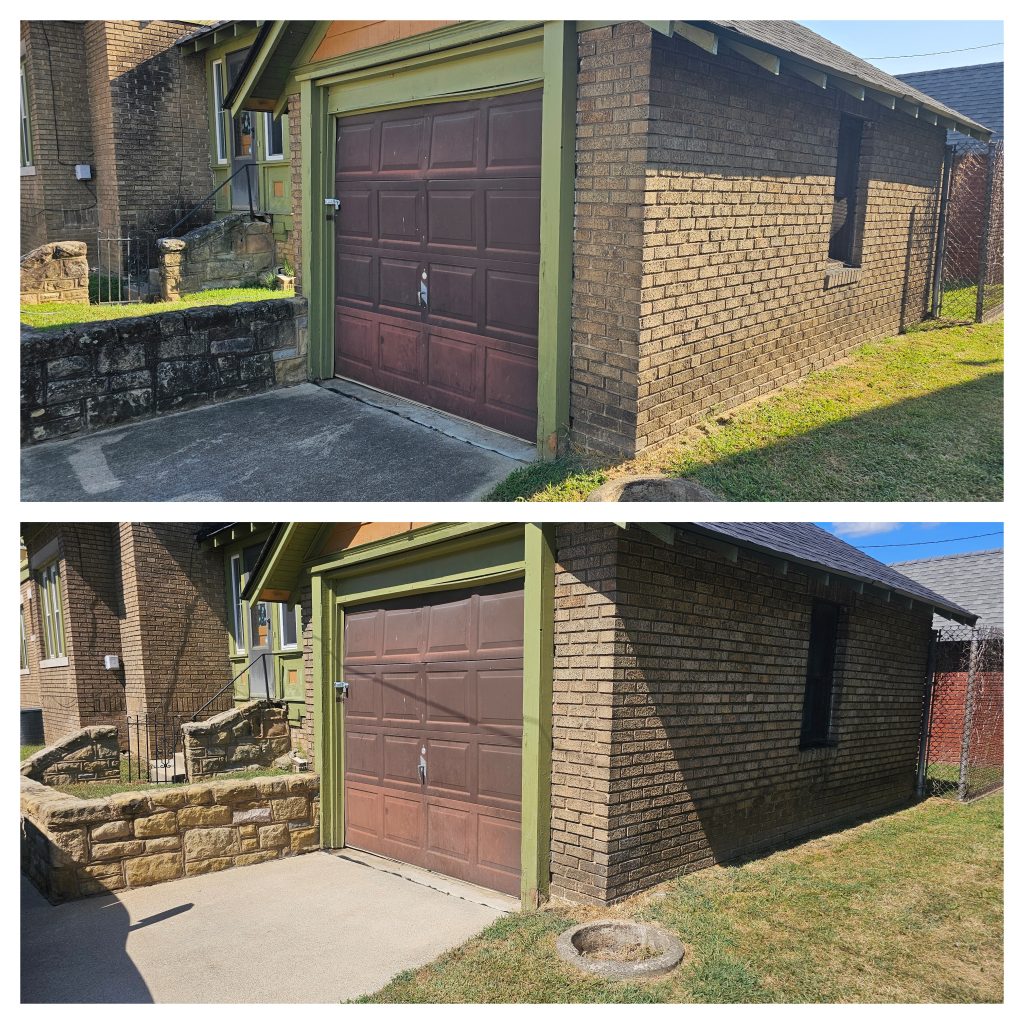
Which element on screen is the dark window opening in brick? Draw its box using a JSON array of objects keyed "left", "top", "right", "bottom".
[
  {"left": 829, "top": 115, "right": 864, "bottom": 265},
  {"left": 801, "top": 599, "right": 842, "bottom": 748}
]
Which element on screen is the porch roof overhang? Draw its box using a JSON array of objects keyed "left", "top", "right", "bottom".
[
  {"left": 242, "top": 522, "right": 323, "bottom": 603},
  {"left": 217, "top": 19, "right": 992, "bottom": 141}
]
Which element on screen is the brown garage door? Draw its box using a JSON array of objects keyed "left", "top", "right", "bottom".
[
  {"left": 342, "top": 581, "right": 524, "bottom": 895},
  {"left": 333, "top": 91, "right": 541, "bottom": 440}
]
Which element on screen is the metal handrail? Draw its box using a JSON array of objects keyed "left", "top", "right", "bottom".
[
  {"left": 165, "top": 163, "right": 258, "bottom": 239},
  {"left": 191, "top": 651, "right": 273, "bottom": 721}
]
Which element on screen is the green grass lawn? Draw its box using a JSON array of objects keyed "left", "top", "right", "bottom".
[
  {"left": 364, "top": 793, "right": 1003, "bottom": 1004},
  {"left": 20, "top": 744, "right": 44, "bottom": 763},
  {"left": 21, "top": 286, "right": 295, "bottom": 331},
  {"left": 488, "top": 319, "right": 1003, "bottom": 502}
]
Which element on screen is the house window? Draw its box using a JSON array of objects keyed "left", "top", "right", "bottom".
[
  {"left": 20, "top": 60, "right": 34, "bottom": 170},
  {"left": 264, "top": 112, "right": 285, "bottom": 160},
  {"left": 278, "top": 603, "right": 298, "bottom": 648},
  {"left": 800, "top": 600, "right": 842, "bottom": 748},
  {"left": 38, "top": 561, "right": 65, "bottom": 661},
  {"left": 20, "top": 606, "right": 28, "bottom": 671},
  {"left": 229, "top": 554, "right": 245, "bottom": 653},
  {"left": 212, "top": 60, "right": 228, "bottom": 164},
  {"left": 829, "top": 115, "right": 864, "bottom": 266}
]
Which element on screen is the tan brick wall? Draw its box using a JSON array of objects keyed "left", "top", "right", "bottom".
[
  {"left": 570, "top": 25, "right": 946, "bottom": 457},
  {"left": 21, "top": 22, "right": 98, "bottom": 257},
  {"left": 118, "top": 523, "right": 231, "bottom": 715},
  {"left": 20, "top": 575, "right": 42, "bottom": 711},
  {"left": 550, "top": 524, "right": 933, "bottom": 904}
]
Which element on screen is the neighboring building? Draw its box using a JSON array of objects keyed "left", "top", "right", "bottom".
[
  {"left": 897, "top": 63, "right": 1003, "bottom": 148},
  {"left": 240, "top": 520, "right": 975, "bottom": 904},
  {"left": 184, "top": 19, "right": 990, "bottom": 460},
  {"left": 19, "top": 523, "right": 231, "bottom": 744},
  {"left": 20, "top": 20, "right": 213, "bottom": 271},
  {"left": 893, "top": 549, "right": 1003, "bottom": 771}
]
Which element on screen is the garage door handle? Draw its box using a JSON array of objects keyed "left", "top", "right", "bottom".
[
  {"left": 418, "top": 271, "right": 429, "bottom": 309},
  {"left": 418, "top": 751, "right": 427, "bottom": 784}
]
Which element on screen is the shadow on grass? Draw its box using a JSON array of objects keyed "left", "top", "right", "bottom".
[{"left": 672, "top": 373, "right": 1003, "bottom": 502}]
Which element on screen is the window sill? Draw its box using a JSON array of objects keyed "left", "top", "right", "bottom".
[
  {"left": 39, "top": 656, "right": 68, "bottom": 669},
  {"left": 824, "top": 263, "right": 862, "bottom": 288},
  {"left": 21, "top": 165, "right": 36, "bottom": 177},
  {"left": 20, "top": 668, "right": 30, "bottom": 676}
]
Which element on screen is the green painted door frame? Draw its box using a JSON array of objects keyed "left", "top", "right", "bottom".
[
  {"left": 299, "top": 21, "right": 576, "bottom": 457},
  {"left": 311, "top": 522, "right": 555, "bottom": 906}
]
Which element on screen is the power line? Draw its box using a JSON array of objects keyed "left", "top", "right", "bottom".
[
  {"left": 869, "top": 41, "right": 1002, "bottom": 60},
  {"left": 860, "top": 530, "right": 1002, "bottom": 548}
]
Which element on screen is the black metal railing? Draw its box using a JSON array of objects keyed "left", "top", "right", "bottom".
[
  {"left": 164, "top": 164, "right": 259, "bottom": 239},
  {"left": 190, "top": 652, "right": 272, "bottom": 722},
  {"left": 124, "top": 712, "right": 188, "bottom": 785}
]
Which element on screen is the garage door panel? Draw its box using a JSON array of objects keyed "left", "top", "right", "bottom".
[
  {"left": 485, "top": 269, "right": 539, "bottom": 339},
  {"left": 486, "top": 101, "right": 542, "bottom": 173},
  {"left": 379, "top": 117, "right": 426, "bottom": 173},
  {"left": 335, "top": 91, "right": 540, "bottom": 440},
  {"left": 428, "top": 109, "right": 480, "bottom": 171},
  {"left": 378, "top": 189, "right": 421, "bottom": 243},
  {"left": 344, "top": 581, "right": 523, "bottom": 896},
  {"left": 478, "top": 743, "right": 522, "bottom": 804},
  {"left": 378, "top": 322, "right": 422, "bottom": 383},
  {"left": 335, "top": 313, "right": 377, "bottom": 373},
  {"left": 485, "top": 189, "right": 541, "bottom": 255},
  {"left": 337, "top": 122, "right": 376, "bottom": 175}
]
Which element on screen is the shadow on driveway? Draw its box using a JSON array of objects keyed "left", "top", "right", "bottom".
[{"left": 21, "top": 382, "right": 532, "bottom": 502}]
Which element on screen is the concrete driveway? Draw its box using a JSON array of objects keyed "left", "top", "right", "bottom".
[
  {"left": 20, "top": 381, "right": 532, "bottom": 502},
  {"left": 21, "top": 851, "right": 506, "bottom": 1003}
]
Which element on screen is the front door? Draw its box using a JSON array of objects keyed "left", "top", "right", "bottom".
[
  {"left": 341, "top": 581, "right": 524, "bottom": 895},
  {"left": 226, "top": 50, "right": 259, "bottom": 211},
  {"left": 333, "top": 91, "right": 542, "bottom": 440}
]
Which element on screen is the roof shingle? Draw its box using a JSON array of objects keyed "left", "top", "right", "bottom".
[{"left": 892, "top": 549, "right": 1002, "bottom": 632}]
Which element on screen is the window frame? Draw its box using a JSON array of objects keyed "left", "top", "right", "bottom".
[
  {"left": 263, "top": 111, "right": 285, "bottom": 161},
  {"left": 20, "top": 60, "right": 34, "bottom": 172},
  {"left": 229, "top": 553, "right": 246, "bottom": 654},
  {"left": 828, "top": 113, "right": 866, "bottom": 268},
  {"left": 20, "top": 604, "right": 29, "bottom": 672},
  {"left": 799, "top": 599, "right": 843, "bottom": 750},
  {"left": 212, "top": 59, "right": 229, "bottom": 164},
  {"left": 37, "top": 560, "right": 66, "bottom": 663},
  {"left": 277, "top": 602, "right": 298, "bottom": 649}
]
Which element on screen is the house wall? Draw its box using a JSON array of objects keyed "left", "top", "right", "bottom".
[
  {"left": 84, "top": 20, "right": 213, "bottom": 271},
  {"left": 23, "top": 524, "right": 126, "bottom": 744},
  {"left": 21, "top": 574, "right": 43, "bottom": 711},
  {"left": 118, "top": 524, "right": 231, "bottom": 716},
  {"left": 570, "top": 24, "right": 946, "bottom": 457},
  {"left": 20, "top": 21, "right": 98, "bottom": 258},
  {"left": 549, "top": 523, "right": 934, "bottom": 904}
]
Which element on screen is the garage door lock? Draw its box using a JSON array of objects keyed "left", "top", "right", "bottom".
[{"left": 334, "top": 680, "right": 350, "bottom": 700}]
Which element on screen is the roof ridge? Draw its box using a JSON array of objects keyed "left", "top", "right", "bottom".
[{"left": 892, "top": 548, "right": 1003, "bottom": 566}]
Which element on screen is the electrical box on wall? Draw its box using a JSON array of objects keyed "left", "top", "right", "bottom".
[
  {"left": 103, "top": 654, "right": 120, "bottom": 671},
  {"left": 75, "top": 164, "right": 92, "bottom": 181}
]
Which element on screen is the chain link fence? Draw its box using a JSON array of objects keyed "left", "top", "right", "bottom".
[
  {"left": 932, "top": 141, "right": 1004, "bottom": 324},
  {"left": 921, "top": 625, "right": 1003, "bottom": 800}
]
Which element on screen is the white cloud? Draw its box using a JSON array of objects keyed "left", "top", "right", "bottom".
[{"left": 830, "top": 522, "right": 901, "bottom": 538}]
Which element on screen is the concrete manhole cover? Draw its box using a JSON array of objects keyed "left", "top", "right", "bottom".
[{"left": 555, "top": 920, "right": 685, "bottom": 979}]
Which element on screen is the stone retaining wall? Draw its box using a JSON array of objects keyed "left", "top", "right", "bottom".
[
  {"left": 182, "top": 700, "right": 291, "bottom": 780},
  {"left": 21, "top": 772, "right": 320, "bottom": 902},
  {"left": 21, "top": 241, "right": 90, "bottom": 306},
  {"left": 21, "top": 726, "right": 121, "bottom": 786},
  {"left": 157, "top": 215, "right": 276, "bottom": 300},
  {"left": 21, "top": 297, "right": 307, "bottom": 443}
]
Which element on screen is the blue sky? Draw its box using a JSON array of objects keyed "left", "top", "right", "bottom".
[
  {"left": 800, "top": 21, "right": 1003, "bottom": 74},
  {"left": 817, "top": 523, "right": 1004, "bottom": 563}
]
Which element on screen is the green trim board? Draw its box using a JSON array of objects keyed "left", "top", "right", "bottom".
[
  {"left": 310, "top": 522, "right": 551, "bottom": 905},
  {"left": 295, "top": 20, "right": 574, "bottom": 456}
]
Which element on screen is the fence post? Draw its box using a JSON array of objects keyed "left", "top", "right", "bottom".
[
  {"left": 974, "top": 143, "right": 996, "bottom": 323},
  {"left": 916, "top": 631, "right": 938, "bottom": 797},
  {"left": 931, "top": 145, "right": 955, "bottom": 319},
  {"left": 957, "top": 632, "right": 980, "bottom": 801}
]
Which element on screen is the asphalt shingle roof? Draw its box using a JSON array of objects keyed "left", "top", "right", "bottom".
[
  {"left": 896, "top": 63, "right": 1002, "bottom": 146},
  {"left": 699, "top": 20, "right": 991, "bottom": 135},
  {"left": 892, "top": 549, "right": 1003, "bottom": 632},
  {"left": 671, "top": 522, "right": 977, "bottom": 624}
]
